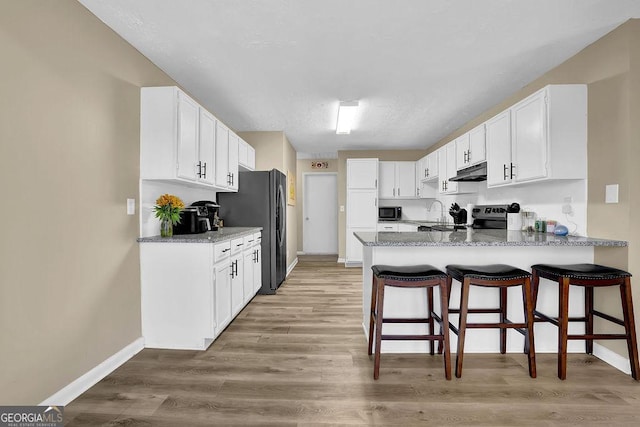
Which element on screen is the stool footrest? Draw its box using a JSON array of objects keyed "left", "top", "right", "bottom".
[
  {"left": 448, "top": 308, "right": 503, "bottom": 315},
  {"left": 567, "top": 334, "right": 630, "bottom": 340},
  {"left": 381, "top": 334, "right": 444, "bottom": 341},
  {"left": 465, "top": 322, "right": 528, "bottom": 329},
  {"left": 382, "top": 318, "right": 431, "bottom": 324},
  {"left": 592, "top": 309, "right": 625, "bottom": 327}
]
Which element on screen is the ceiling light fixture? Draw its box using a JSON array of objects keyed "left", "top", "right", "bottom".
[{"left": 336, "top": 101, "right": 359, "bottom": 134}]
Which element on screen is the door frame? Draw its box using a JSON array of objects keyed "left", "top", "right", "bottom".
[{"left": 302, "top": 172, "right": 338, "bottom": 255}]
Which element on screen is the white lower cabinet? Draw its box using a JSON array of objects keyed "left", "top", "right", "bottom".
[
  {"left": 230, "top": 238, "right": 245, "bottom": 317},
  {"left": 377, "top": 223, "right": 399, "bottom": 232},
  {"left": 252, "top": 232, "right": 262, "bottom": 293},
  {"left": 140, "top": 230, "right": 262, "bottom": 351}
]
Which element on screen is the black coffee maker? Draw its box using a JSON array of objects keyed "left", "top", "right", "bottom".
[
  {"left": 173, "top": 206, "right": 210, "bottom": 235},
  {"left": 191, "top": 200, "right": 220, "bottom": 231}
]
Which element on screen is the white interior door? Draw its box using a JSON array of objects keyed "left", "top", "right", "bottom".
[{"left": 303, "top": 173, "right": 338, "bottom": 254}]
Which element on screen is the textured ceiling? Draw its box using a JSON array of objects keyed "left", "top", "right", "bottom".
[{"left": 79, "top": 0, "right": 640, "bottom": 156}]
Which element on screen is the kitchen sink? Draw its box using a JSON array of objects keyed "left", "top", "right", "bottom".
[{"left": 418, "top": 225, "right": 467, "bottom": 232}]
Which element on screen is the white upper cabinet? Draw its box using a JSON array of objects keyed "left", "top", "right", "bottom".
[
  {"left": 228, "top": 132, "right": 239, "bottom": 191},
  {"left": 379, "top": 161, "right": 416, "bottom": 199},
  {"left": 486, "top": 84, "right": 587, "bottom": 188},
  {"left": 438, "top": 143, "right": 476, "bottom": 194},
  {"left": 417, "top": 151, "right": 439, "bottom": 182},
  {"left": 486, "top": 109, "right": 513, "bottom": 187},
  {"left": 198, "top": 109, "right": 216, "bottom": 186},
  {"left": 140, "top": 86, "right": 244, "bottom": 192},
  {"left": 456, "top": 124, "right": 486, "bottom": 170},
  {"left": 238, "top": 137, "right": 256, "bottom": 171},
  {"left": 347, "top": 158, "right": 378, "bottom": 189},
  {"left": 141, "top": 86, "right": 215, "bottom": 186}
]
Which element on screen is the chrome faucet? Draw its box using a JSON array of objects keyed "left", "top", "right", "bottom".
[{"left": 429, "top": 200, "right": 447, "bottom": 225}]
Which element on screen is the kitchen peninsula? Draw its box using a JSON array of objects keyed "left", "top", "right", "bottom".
[{"left": 354, "top": 229, "right": 627, "bottom": 359}]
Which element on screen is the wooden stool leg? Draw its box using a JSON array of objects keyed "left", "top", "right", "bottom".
[
  {"left": 522, "top": 277, "right": 537, "bottom": 378},
  {"left": 499, "top": 286, "right": 507, "bottom": 354},
  {"left": 438, "top": 275, "right": 454, "bottom": 354},
  {"left": 428, "top": 287, "right": 435, "bottom": 355},
  {"left": 373, "top": 279, "right": 386, "bottom": 380},
  {"left": 585, "top": 285, "right": 594, "bottom": 355},
  {"left": 558, "top": 277, "right": 570, "bottom": 380},
  {"left": 620, "top": 277, "right": 640, "bottom": 380},
  {"left": 368, "top": 275, "right": 377, "bottom": 356},
  {"left": 526, "top": 269, "right": 541, "bottom": 355},
  {"left": 455, "top": 277, "right": 471, "bottom": 378},
  {"left": 439, "top": 278, "right": 452, "bottom": 380}
]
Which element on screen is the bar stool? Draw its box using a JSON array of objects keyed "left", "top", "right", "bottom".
[
  {"left": 531, "top": 263, "right": 639, "bottom": 380},
  {"left": 368, "top": 265, "right": 452, "bottom": 380},
  {"left": 445, "top": 264, "right": 536, "bottom": 378}
]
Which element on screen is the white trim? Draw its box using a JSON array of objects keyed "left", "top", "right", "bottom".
[
  {"left": 345, "top": 261, "right": 362, "bottom": 268},
  {"left": 297, "top": 251, "right": 305, "bottom": 255},
  {"left": 337, "top": 258, "right": 346, "bottom": 263},
  {"left": 40, "top": 337, "right": 144, "bottom": 406},
  {"left": 593, "top": 342, "right": 632, "bottom": 375},
  {"left": 286, "top": 257, "right": 299, "bottom": 277}
]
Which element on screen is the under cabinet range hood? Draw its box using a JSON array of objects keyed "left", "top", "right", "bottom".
[{"left": 449, "top": 162, "right": 487, "bottom": 182}]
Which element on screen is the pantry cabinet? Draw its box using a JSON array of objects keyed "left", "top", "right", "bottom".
[
  {"left": 486, "top": 84, "right": 587, "bottom": 188},
  {"left": 379, "top": 161, "right": 416, "bottom": 199},
  {"left": 346, "top": 159, "right": 378, "bottom": 265}
]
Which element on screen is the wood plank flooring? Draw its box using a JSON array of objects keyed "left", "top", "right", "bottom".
[{"left": 66, "top": 255, "right": 640, "bottom": 426}]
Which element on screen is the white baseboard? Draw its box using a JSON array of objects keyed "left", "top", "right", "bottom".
[
  {"left": 593, "top": 342, "right": 632, "bottom": 375},
  {"left": 286, "top": 257, "right": 299, "bottom": 277},
  {"left": 297, "top": 251, "right": 305, "bottom": 255},
  {"left": 344, "top": 261, "right": 362, "bottom": 268},
  {"left": 337, "top": 258, "right": 345, "bottom": 264},
  {"left": 40, "top": 337, "right": 144, "bottom": 406}
]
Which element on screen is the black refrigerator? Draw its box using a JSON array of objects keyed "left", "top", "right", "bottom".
[{"left": 217, "top": 169, "right": 287, "bottom": 294}]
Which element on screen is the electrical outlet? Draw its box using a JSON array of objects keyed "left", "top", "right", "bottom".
[
  {"left": 340, "top": 205, "right": 345, "bottom": 212},
  {"left": 127, "top": 198, "right": 136, "bottom": 215},
  {"left": 562, "top": 203, "right": 573, "bottom": 215}
]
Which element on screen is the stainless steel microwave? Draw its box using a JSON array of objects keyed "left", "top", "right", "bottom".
[{"left": 378, "top": 206, "right": 402, "bottom": 221}]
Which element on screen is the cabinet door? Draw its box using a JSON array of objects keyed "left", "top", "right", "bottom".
[
  {"left": 238, "top": 139, "right": 248, "bottom": 168},
  {"left": 176, "top": 92, "right": 199, "bottom": 181},
  {"left": 445, "top": 143, "right": 458, "bottom": 193},
  {"left": 378, "top": 162, "right": 396, "bottom": 198},
  {"left": 347, "top": 189, "right": 377, "bottom": 227},
  {"left": 247, "top": 145, "right": 256, "bottom": 170},
  {"left": 455, "top": 133, "right": 470, "bottom": 170},
  {"left": 346, "top": 227, "right": 364, "bottom": 263},
  {"left": 228, "top": 132, "right": 239, "bottom": 191},
  {"left": 253, "top": 244, "right": 261, "bottom": 293},
  {"left": 396, "top": 162, "right": 416, "bottom": 198},
  {"left": 231, "top": 255, "right": 244, "bottom": 317},
  {"left": 468, "top": 123, "right": 486, "bottom": 166},
  {"left": 486, "top": 110, "right": 512, "bottom": 187},
  {"left": 426, "top": 151, "right": 439, "bottom": 180},
  {"left": 198, "top": 109, "right": 216, "bottom": 186},
  {"left": 512, "top": 90, "right": 547, "bottom": 183},
  {"left": 214, "top": 260, "right": 232, "bottom": 335},
  {"left": 243, "top": 251, "right": 254, "bottom": 304},
  {"left": 437, "top": 147, "right": 448, "bottom": 194},
  {"left": 347, "top": 159, "right": 378, "bottom": 189},
  {"left": 215, "top": 122, "right": 230, "bottom": 188}
]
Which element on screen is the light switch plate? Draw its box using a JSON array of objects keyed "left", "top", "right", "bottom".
[
  {"left": 340, "top": 205, "right": 345, "bottom": 212},
  {"left": 605, "top": 184, "right": 619, "bottom": 204},
  {"left": 127, "top": 198, "right": 136, "bottom": 215}
]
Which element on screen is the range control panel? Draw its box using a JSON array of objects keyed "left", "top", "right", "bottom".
[{"left": 472, "top": 204, "right": 509, "bottom": 220}]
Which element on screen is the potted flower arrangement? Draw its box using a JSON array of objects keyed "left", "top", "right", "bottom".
[{"left": 154, "top": 194, "right": 184, "bottom": 237}]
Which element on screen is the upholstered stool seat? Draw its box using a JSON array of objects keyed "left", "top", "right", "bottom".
[
  {"left": 445, "top": 264, "right": 536, "bottom": 378},
  {"left": 368, "top": 264, "right": 451, "bottom": 380},
  {"left": 531, "top": 263, "right": 639, "bottom": 380}
]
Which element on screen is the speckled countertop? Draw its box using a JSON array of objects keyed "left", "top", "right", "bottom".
[
  {"left": 354, "top": 228, "right": 627, "bottom": 247},
  {"left": 137, "top": 227, "right": 262, "bottom": 243}
]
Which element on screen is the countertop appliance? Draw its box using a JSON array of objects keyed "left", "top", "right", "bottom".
[
  {"left": 218, "top": 169, "right": 287, "bottom": 294},
  {"left": 378, "top": 206, "right": 402, "bottom": 221},
  {"left": 471, "top": 204, "right": 510, "bottom": 229},
  {"left": 191, "top": 200, "right": 220, "bottom": 230},
  {"left": 173, "top": 206, "right": 210, "bottom": 235}
]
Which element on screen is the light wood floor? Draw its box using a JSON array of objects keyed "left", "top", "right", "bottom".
[{"left": 66, "top": 256, "right": 640, "bottom": 426}]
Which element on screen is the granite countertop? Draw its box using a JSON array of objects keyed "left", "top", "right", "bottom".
[
  {"left": 137, "top": 227, "right": 262, "bottom": 244},
  {"left": 354, "top": 228, "right": 627, "bottom": 247}
]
